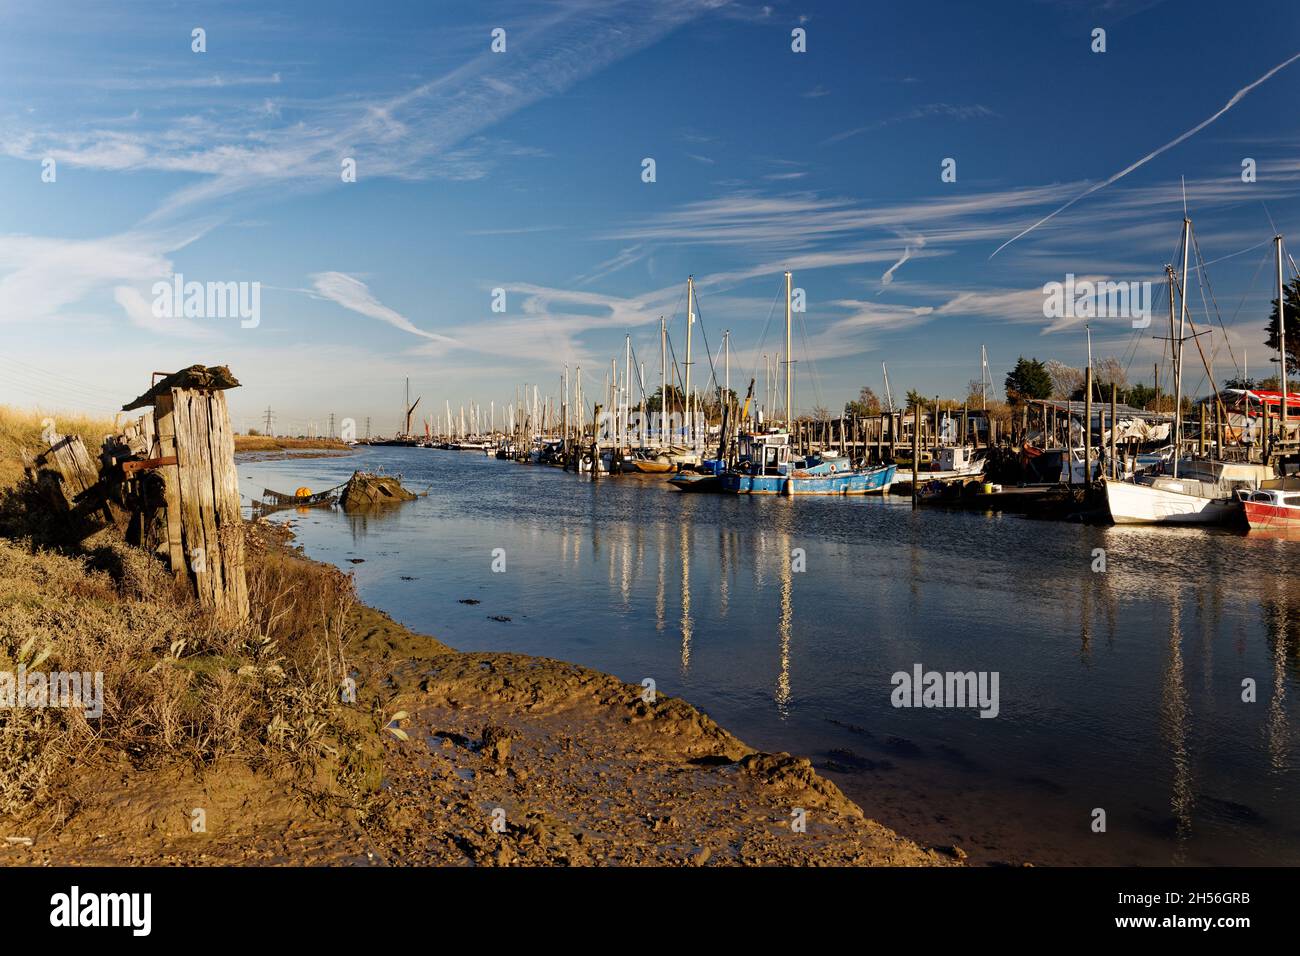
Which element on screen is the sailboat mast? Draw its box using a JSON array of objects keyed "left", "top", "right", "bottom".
[
  {"left": 724, "top": 329, "right": 730, "bottom": 402},
  {"left": 980, "top": 345, "right": 988, "bottom": 411},
  {"left": 784, "top": 270, "right": 793, "bottom": 425},
  {"left": 1277, "top": 233, "right": 1289, "bottom": 440},
  {"left": 1172, "top": 217, "right": 1191, "bottom": 478},
  {"left": 659, "top": 316, "right": 667, "bottom": 446},
  {"left": 624, "top": 333, "right": 631, "bottom": 449},
  {"left": 684, "top": 276, "right": 695, "bottom": 448}
]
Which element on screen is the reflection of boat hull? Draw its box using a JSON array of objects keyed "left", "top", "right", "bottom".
[
  {"left": 722, "top": 464, "right": 896, "bottom": 496},
  {"left": 1103, "top": 477, "right": 1236, "bottom": 525},
  {"left": 669, "top": 474, "right": 721, "bottom": 492}
]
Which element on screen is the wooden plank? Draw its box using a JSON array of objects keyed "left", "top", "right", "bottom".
[
  {"left": 153, "top": 394, "right": 186, "bottom": 575},
  {"left": 208, "top": 390, "right": 248, "bottom": 619},
  {"left": 176, "top": 388, "right": 218, "bottom": 610}
]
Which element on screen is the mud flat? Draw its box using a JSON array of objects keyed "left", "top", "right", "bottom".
[{"left": 0, "top": 512, "right": 953, "bottom": 866}]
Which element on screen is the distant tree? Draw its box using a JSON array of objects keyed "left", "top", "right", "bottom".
[
  {"left": 645, "top": 385, "right": 684, "bottom": 413},
  {"left": 904, "top": 388, "right": 927, "bottom": 412},
  {"left": 1124, "top": 383, "right": 1157, "bottom": 409},
  {"left": 1045, "top": 360, "right": 1084, "bottom": 400},
  {"left": 811, "top": 404, "right": 831, "bottom": 421},
  {"left": 699, "top": 388, "right": 739, "bottom": 421},
  {"left": 1004, "top": 356, "right": 1053, "bottom": 404},
  {"left": 1222, "top": 377, "right": 1255, "bottom": 391},
  {"left": 1265, "top": 276, "right": 1300, "bottom": 377},
  {"left": 1094, "top": 356, "right": 1127, "bottom": 392},
  {"left": 844, "top": 385, "right": 882, "bottom": 417}
]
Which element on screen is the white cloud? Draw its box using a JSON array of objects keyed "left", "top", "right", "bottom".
[{"left": 309, "top": 272, "right": 460, "bottom": 347}]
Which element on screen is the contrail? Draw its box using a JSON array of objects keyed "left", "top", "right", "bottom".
[
  {"left": 880, "top": 234, "right": 925, "bottom": 290},
  {"left": 990, "top": 50, "right": 1300, "bottom": 259}
]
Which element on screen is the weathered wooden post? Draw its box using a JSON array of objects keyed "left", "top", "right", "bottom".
[
  {"left": 125, "top": 366, "right": 248, "bottom": 623},
  {"left": 1084, "top": 366, "right": 1093, "bottom": 484},
  {"left": 912, "top": 401, "right": 921, "bottom": 508},
  {"left": 22, "top": 432, "right": 111, "bottom": 528}
]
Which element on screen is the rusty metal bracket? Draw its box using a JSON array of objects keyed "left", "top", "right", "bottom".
[{"left": 121, "top": 455, "right": 178, "bottom": 477}]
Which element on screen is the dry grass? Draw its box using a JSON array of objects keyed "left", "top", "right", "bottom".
[
  {"left": 0, "top": 405, "right": 120, "bottom": 490},
  {"left": 0, "top": 518, "right": 361, "bottom": 820},
  {"left": 0, "top": 404, "right": 372, "bottom": 822}
]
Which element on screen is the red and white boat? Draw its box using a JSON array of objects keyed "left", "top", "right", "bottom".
[{"left": 1241, "top": 488, "right": 1300, "bottom": 534}]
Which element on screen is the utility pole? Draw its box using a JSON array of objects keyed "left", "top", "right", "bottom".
[
  {"left": 365, "top": 416, "right": 371, "bottom": 440},
  {"left": 328, "top": 412, "right": 335, "bottom": 438},
  {"left": 263, "top": 405, "right": 274, "bottom": 436}
]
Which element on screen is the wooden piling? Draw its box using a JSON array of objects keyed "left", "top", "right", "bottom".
[
  {"left": 911, "top": 401, "right": 920, "bottom": 508},
  {"left": 1084, "top": 366, "right": 1093, "bottom": 483},
  {"left": 1110, "top": 383, "right": 1118, "bottom": 479},
  {"left": 167, "top": 388, "right": 248, "bottom": 622}
]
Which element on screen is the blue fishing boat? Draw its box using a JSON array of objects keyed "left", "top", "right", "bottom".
[
  {"left": 715, "top": 268, "right": 896, "bottom": 496},
  {"left": 719, "top": 431, "right": 896, "bottom": 495}
]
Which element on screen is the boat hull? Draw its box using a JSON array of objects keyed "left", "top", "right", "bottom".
[
  {"left": 629, "top": 459, "right": 675, "bottom": 474},
  {"left": 1243, "top": 500, "right": 1300, "bottom": 533},
  {"left": 1102, "top": 477, "right": 1237, "bottom": 525},
  {"left": 721, "top": 464, "right": 896, "bottom": 496}
]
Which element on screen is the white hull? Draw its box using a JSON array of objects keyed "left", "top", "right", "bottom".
[{"left": 1103, "top": 478, "right": 1237, "bottom": 525}]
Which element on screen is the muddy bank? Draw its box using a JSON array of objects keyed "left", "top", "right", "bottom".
[
  {"left": 0, "top": 519, "right": 954, "bottom": 867},
  {"left": 236, "top": 449, "right": 357, "bottom": 463}
]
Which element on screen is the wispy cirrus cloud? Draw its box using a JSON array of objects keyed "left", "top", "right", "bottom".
[
  {"left": 3, "top": 0, "right": 723, "bottom": 224},
  {"left": 823, "top": 103, "right": 998, "bottom": 145}
]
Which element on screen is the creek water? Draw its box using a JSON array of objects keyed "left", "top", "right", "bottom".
[{"left": 240, "top": 446, "right": 1300, "bottom": 865}]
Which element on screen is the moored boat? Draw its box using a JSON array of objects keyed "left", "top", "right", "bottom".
[
  {"left": 1241, "top": 488, "right": 1300, "bottom": 534},
  {"left": 1103, "top": 460, "right": 1272, "bottom": 525}
]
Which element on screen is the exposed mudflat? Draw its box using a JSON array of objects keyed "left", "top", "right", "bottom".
[{"left": 3, "top": 536, "right": 953, "bottom": 867}]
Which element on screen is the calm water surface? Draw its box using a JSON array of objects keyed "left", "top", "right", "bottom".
[{"left": 241, "top": 447, "right": 1300, "bottom": 865}]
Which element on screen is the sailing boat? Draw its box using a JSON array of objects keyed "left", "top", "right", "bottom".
[
  {"left": 720, "top": 271, "right": 896, "bottom": 495},
  {"left": 1103, "top": 217, "right": 1273, "bottom": 524}
]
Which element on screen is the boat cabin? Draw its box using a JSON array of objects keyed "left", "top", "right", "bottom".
[
  {"left": 937, "top": 445, "right": 978, "bottom": 472},
  {"left": 737, "top": 432, "right": 791, "bottom": 476}
]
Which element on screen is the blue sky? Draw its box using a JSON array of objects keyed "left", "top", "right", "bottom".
[{"left": 1, "top": 0, "right": 1299, "bottom": 434}]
